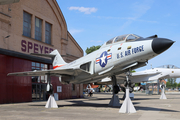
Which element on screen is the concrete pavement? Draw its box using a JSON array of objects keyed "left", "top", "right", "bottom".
[{"left": 0, "top": 92, "right": 180, "bottom": 120}]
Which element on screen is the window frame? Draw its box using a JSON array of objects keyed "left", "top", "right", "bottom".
[
  {"left": 31, "top": 62, "right": 48, "bottom": 83},
  {"left": 23, "top": 11, "right": 32, "bottom": 38},
  {"left": 35, "top": 17, "right": 42, "bottom": 41},
  {"left": 45, "top": 22, "right": 52, "bottom": 45}
]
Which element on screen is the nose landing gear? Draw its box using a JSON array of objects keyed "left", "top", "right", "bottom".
[{"left": 119, "top": 70, "right": 136, "bottom": 113}]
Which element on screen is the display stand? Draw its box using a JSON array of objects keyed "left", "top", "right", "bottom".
[
  {"left": 109, "top": 94, "right": 120, "bottom": 107},
  {"left": 119, "top": 88, "right": 136, "bottom": 113},
  {"left": 108, "top": 75, "right": 120, "bottom": 107},
  {"left": 45, "top": 95, "right": 58, "bottom": 108},
  {"left": 160, "top": 86, "right": 167, "bottom": 99},
  {"left": 119, "top": 74, "right": 136, "bottom": 113},
  {"left": 122, "top": 92, "right": 134, "bottom": 100}
]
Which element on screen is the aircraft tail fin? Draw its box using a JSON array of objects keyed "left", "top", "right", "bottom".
[
  {"left": 31, "top": 49, "right": 67, "bottom": 69},
  {"left": 50, "top": 50, "right": 67, "bottom": 69}
]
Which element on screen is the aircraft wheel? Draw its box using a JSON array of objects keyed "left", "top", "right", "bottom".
[
  {"left": 123, "top": 80, "right": 128, "bottom": 87},
  {"left": 47, "top": 84, "right": 54, "bottom": 95},
  {"left": 121, "top": 86, "right": 126, "bottom": 92},
  {"left": 130, "top": 83, "right": 135, "bottom": 88},
  {"left": 161, "top": 85, "right": 165, "bottom": 89},
  {"left": 128, "top": 80, "right": 131, "bottom": 86},
  {"left": 129, "top": 87, "right": 134, "bottom": 93}
]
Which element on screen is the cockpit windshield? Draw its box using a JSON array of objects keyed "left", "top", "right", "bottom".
[
  {"left": 157, "top": 65, "right": 180, "bottom": 69},
  {"left": 114, "top": 35, "right": 127, "bottom": 43},
  {"left": 105, "top": 34, "right": 142, "bottom": 45},
  {"left": 106, "top": 38, "right": 114, "bottom": 45},
  {"left": 126, "top": 34, "right": 139, "bottom": 42}
]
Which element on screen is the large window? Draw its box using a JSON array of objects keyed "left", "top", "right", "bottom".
[
  {"left": 23, "top": 11, "right": 32, "bottom": 37},
  {"left": 35, "top": 17, "right": 42, "bottom": 41},
  {"left": 45, "top": 22, "right": 52, "bottom": 44},
  {"left": 32, "top": 62, "right": 48, "bottom": 83}
]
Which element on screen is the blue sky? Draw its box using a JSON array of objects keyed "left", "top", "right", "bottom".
[{"left": 57, "top": 0, "right": 180, "bottom": 82}]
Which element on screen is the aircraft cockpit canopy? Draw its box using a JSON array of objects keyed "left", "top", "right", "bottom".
[
  {"left": 106, "top": 34, "right": 142, "bottom": 45},
  {"left": 157, "top": 65, "right": 180, "bottom": 69}
]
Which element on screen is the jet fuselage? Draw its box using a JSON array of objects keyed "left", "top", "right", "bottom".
[{"left": 56, "top": 34, "right": 174, "bottom": 84}]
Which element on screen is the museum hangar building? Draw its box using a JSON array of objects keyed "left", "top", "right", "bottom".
[{"left": 0, "top": 0, "right": 84, "bottom": 104}]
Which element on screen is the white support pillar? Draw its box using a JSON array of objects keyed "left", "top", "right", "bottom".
[
  {"left": 119, "top": 88, "right": 136, "bottom": 113},
  {"left": 119, "top": 75, "right": 136, "bottom": 113},
  {"left": 45, "top": 95, "right": 58, "bottom": 108},
  {"left": 160, "top": 86, "right": 167, "bottom": 99}
]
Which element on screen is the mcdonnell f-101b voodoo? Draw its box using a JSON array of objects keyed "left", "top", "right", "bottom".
[{"left": 8, "top": 34, "right": 174, "bottom": 111}]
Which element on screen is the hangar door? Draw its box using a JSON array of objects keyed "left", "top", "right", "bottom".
[
  {"left": 32, "top": 83, "right": 46, "bottom": 101},
  {"left": 31, "top": 62, "right": 48, "bottom": 101}
]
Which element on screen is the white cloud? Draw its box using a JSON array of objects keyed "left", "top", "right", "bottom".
[
  {"left": 132, "top": 1, "right": 152, "bottom": 18},
  {"left": 94, "top": 16, "right": 158, "bottom": 24},
  {"left": 69, "top": 29, "right": 83, "bottom": 35},
  {"left": 118, "top": 0, "right": 154, "bottom": 32},
  {"left": 68, "top": 6, "right": 97, "bottom": 14}
]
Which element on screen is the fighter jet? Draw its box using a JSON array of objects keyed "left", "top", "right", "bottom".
[
  {"left": 131, "top": 65, "right": 180, "bottom": 82},
  {"left": 98, "top": 64, "right": 180, "bottom": 92},
  {"left": 8, "top": 34, "right": 174, "bottom": 97}
]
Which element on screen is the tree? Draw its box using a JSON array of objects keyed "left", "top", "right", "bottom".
[
  {"left": 166, "top": 81, "right": 171, "bottom": 88},
  {"left": 177, "top": 82, "right": 180, "bottom": 88},
  {"left": 166, "top": 78, "right": 177, "bottom": 88},
  {"left": 85, "top": 45, "right": 101, "bottom": 54},
  {"left": 131, "top": 70, "right": 136, "bottom": 73},
  {"left": 172, "top": 82, "right": 177, "bottom": 88}
]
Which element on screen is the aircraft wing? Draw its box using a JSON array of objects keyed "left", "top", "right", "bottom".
[
  {"left": 7, "top": 68, "right": 90, "bottom": 76},
  {"left": 131, "top": 71, "right": 161, "bottom": 77},
  {"left": 97, "top": 71, "right": 164, "bottom": 85},
  {"left": 131, "top": 72, "right": 170, "bottom": 82},
  {"left": 116, "top": 71, "right": 160, "bottom": 81},
  {"left": 148, "top": 74, "right": 170, "bottom": 81}
]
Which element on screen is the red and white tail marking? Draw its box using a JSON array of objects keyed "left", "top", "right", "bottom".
[{"left": 53, "top": 64, "right": 64, "bottom": 69}]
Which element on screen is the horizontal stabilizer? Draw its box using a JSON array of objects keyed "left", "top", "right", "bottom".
[{"left": 31, "top": 49, "right": 67, "bottom": 69}]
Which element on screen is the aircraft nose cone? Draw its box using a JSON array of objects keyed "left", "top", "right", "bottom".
[{"left": 152, "top": 38, "right": 174, "bottom": 54}]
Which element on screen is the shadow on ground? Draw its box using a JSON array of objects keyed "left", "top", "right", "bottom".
[{"left": 29, "top": 99, "right": 179, "bottom": 112}]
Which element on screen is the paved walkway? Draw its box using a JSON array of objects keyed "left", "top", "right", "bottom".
[{"left": 0, "top": 92, "right": 180, "bottom": 120}]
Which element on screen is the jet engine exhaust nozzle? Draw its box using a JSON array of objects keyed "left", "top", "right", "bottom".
[{"left": 152, "top": 38, "right": 174, "bottom": 54}]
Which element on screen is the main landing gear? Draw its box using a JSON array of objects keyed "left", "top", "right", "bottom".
[
  {"left": 119, "top": 71, "right": 136, "bottom": 113},
  {"left": 121, "top": 79, "right": 135, "bottom": 100},
  {"left": 45, "top": 75, "right": 58, "bottom": 108},
  {"left": 108, "top": 75, "right": 120, "bottom": 107}
]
